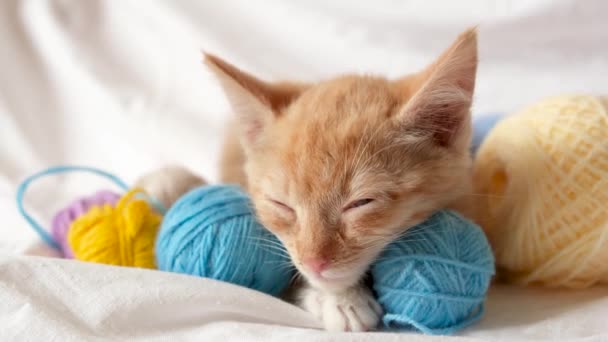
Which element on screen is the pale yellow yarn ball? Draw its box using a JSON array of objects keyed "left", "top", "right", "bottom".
[{"left": 474, "top": 95, "right": 608, "bottom": 288}]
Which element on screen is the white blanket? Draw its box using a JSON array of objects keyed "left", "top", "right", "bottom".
[
  {"left": 1, "top": 0, "right": 608, "bottom": 340},
  {"left": 2, "top": 255, "right": 608, "bottom": 341}
]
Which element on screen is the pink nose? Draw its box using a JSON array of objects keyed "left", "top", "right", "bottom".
[{"left": 303, "top": 257, "right": 329, "bottom": 273}]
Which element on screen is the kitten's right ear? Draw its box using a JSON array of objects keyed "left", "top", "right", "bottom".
[
  {"left": 393, "top": 28, "right": 478, "bottom": 150},
  {"left": 204, "top": 54, "right": 305, "bottom": 147}
]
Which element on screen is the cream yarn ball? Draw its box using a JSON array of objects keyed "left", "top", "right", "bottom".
[
  {"left": 473, "top": 95, "right": 608, "bottom": 288},
  {"left": 134, "top": 165, "right": 207, "bottom": 210}
]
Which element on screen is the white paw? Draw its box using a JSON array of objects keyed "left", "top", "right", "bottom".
[{"left": 299, "top": 285, "right": 383, "bottom": 332}]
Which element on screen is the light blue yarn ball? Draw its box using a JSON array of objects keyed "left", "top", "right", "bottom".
[
  {"left": 156, "top": 185, "right": 293, "bottom": 296},
  {"left": 471, "top": 113, "right": 504, "bottom": 155},
  {"left": 371, "top": 210, "right": 495, "bottom": 335}
]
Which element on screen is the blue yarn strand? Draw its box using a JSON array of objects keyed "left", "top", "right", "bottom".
[
  {"left": 383, "top": 304, "right": 485, "bottom": 335},
  {"left": 15, "top": 165, "right": 131, "bottom": 250}
]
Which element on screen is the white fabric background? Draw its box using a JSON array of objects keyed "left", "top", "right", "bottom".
[{"left": 1, "top": 0, "right": 607, "bottom": 340}]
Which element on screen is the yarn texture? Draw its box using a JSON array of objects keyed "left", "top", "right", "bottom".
[
  {"left": 472, "top": 113, "right": 503, "bottom": 154},
  {"left": 52, "top": 190, "right": 121, "bottom": 258},
  {"left": 134, "top": 165, "right": 207, "bottom": 209},
  {"left": 474, "top": 95, "right": 608, "bottom": 288},
  {"left": 156, "top": 185, "right": 293, "bottom": 296},
  {"left": 372, "top": 210, "right": 494, "bottom": 335},
  {"left": 68, "top": 188, "right": 162, "bottom": 268},
  {"left": 16, "top": 165, "right": 130, "bottom": 250}
]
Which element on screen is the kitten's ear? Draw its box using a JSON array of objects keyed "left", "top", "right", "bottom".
[
  {"left": 204, "top": 54, "right": 305, "bottom": 147},
  {"left": 395, "top": 28, "right": 478, "bottom": 149}
]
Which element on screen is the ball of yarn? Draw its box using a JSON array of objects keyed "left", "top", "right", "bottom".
[
  {"left": 156, "top": 185, "right": 293, "bottom": 296},
  {"left": 473, "top": 95, "right": 608, "bottom": 288},
  {"left": 134, "top": 165, "right": 207, "bottom": 210},
  {"left": 68, "top": 188, "right": 162, "bottom": 268},
  {"left": 471, "top": 113, "right": 504, "bottom": 155},
  {"left": 51, "top": 190, "right": 121, "bottom": 258},
  {"left": 372, "top": 210, "right": 495, "bottom": 335}
]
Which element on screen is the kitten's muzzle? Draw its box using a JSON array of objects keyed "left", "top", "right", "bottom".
[{"left": 302, "top": 257, "right": 329, "bottom": 274}]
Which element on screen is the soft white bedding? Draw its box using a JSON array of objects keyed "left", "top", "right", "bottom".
[
  {"left": 2, "top": 255, "right": 608, "bottom": 341},
  {"left": 1, "top": 0, "right": 607, "bottom": 340}
]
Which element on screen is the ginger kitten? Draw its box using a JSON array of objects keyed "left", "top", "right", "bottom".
[{"left": 208, "top": 28, "right": 478, "bottom": 332}]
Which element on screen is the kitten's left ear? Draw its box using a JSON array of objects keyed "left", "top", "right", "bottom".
[
  {"left": 395, "top": 28, "right": 478, "bottom": 149},
  {"left": 204, "top": 54, "right": 306, "bottom": 149}
]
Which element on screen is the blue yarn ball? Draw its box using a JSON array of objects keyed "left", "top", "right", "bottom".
[
  {"left": 156, "top": 185, "right": 293, "bottom": 296},
  {"left": 471, "top": 113, "right": 504, "bottom": 155},
  {"left": 371, "top": 210, "right": 495, "bottom": 335}
]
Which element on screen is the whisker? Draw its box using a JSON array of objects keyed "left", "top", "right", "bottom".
[
  {"left": 259, "top": 249, "right": 291, "bottom": 260},
  {"left": 247, "top": 237, "right": 289, "bottom": 250},
  {"left": 289, "top": 271, "right": 303, "bottom": 285},
  {"left": 247, "top": 236, "right": 288, "bottom": 248},
  {"left": 264, "top": 261, "right": 297, "bottom": 272},
  {"left": 246, "top": 241, "right": 290, "bottom": 257}
]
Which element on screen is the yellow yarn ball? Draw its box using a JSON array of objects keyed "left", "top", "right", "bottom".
[
  {"left": 473, "top": 95, "right": 608, "bottom": 288},
  {"left": 68, "top": 188, "right": 162, "bottom": 269}
]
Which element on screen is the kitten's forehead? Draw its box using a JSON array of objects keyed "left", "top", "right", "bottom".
[
  {"left": 266, "top": 76, "right": 407, "bottom": 201},
  {"left": 284, "top": 76, "right": 400, "bottom": 150},
  {"left": 291, "top": 76, "right": 399, "bottom": 122}
]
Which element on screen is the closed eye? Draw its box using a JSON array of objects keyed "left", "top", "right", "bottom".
[
  {"left": 343, "top": 198, "right": 374, "bottom": 212},
  {"left": 268, "top": 198, "right": 295, "bottom": 213}
]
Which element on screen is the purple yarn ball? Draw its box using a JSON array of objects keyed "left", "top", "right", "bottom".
[{"left": 51, "top": 190, "right": 121, "bottom": 258}]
